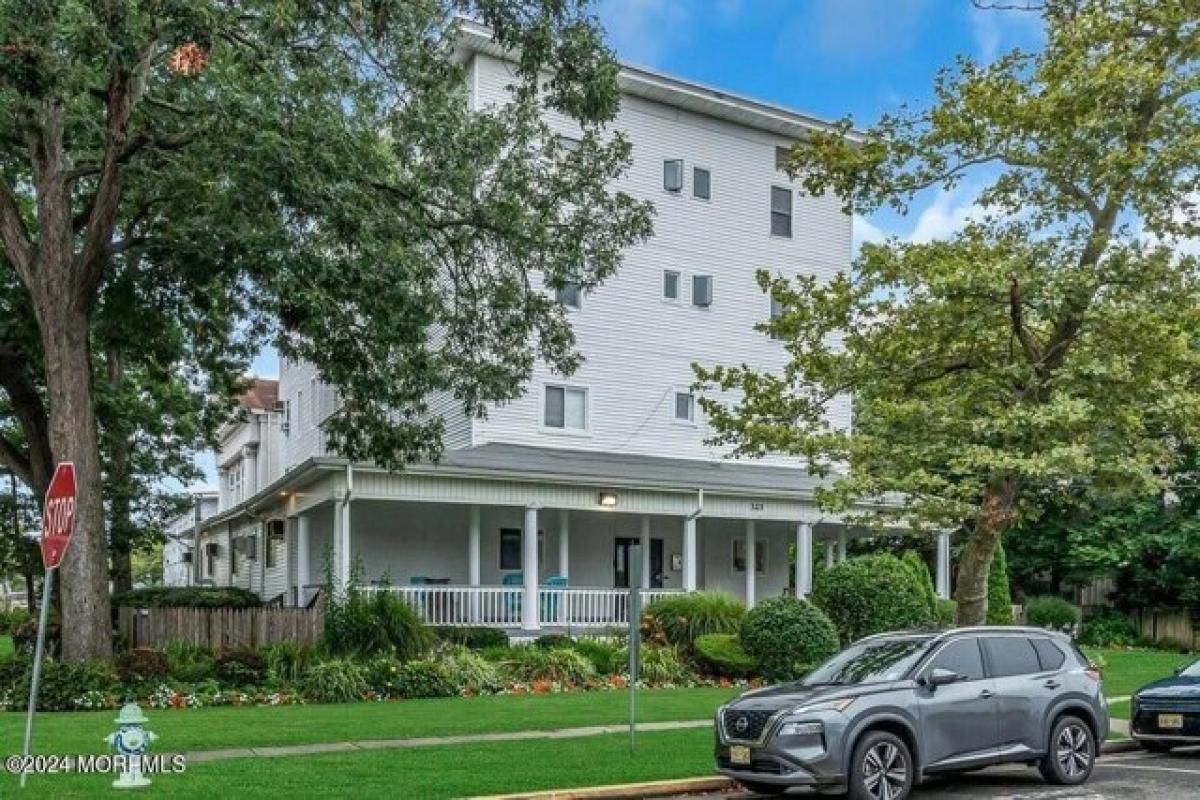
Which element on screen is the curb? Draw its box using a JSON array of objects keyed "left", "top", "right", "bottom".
[{"left": 469, "top": 776, "right": 735, "bottom": 799}]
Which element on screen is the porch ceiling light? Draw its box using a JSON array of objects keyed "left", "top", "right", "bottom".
[{"left": 597, "top": 492, "right": 618, "bottom": 507}]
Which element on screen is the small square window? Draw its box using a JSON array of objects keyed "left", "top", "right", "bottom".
[
  {"left": 556, "top": 282, "right": 581, "bottom": 309},
  {"left": 674, "top": 392, "right": 694, "bottom": 422},
  {"left": 771, "top": 186, "right": 793, "bottom": 237},
  {"left": 692, "top": 275, "right": 713, "bottom": 307},
  {"left": 663, "top": 271, "right": 680, "bottom": 300},
  {"left": 544, "top": 385, "right": 587, "bottom": 430},
  {"left": 693, "top": 167, "right": 711, "bottom": 200},
  {"left": 663, "top": 159, "right": 684, "bottom": 192},
  {"left": 775, "top": 145, "right": 791, "bottom": 172}
]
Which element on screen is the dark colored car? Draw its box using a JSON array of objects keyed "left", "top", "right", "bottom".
[
  {"left": 715, "top": 626, "right": 1108, "bottom": 800},
  {"left": 1131, "top": 659, "right": 1200, "bottom": 751}
]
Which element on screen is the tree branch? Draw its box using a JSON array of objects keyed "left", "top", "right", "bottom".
[
  {"left": 1008, "top": 277, "right": 1043, "bottom": 369},
  {"left": 0, "top": 345, "right": 52, "bottom": 495},
  {"left": 0, "top": 179, "right": 34, "bottom": 284},
  {"left": 0, "top": 433, "right": 32, "bottom": 489}
]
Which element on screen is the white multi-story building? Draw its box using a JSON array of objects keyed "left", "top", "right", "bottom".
[
  {"left": 162, "top": 490, "right": 218, "bottom": 587},
  {"left": 194, "top": 22, "right": 952, "bottom": 629}
]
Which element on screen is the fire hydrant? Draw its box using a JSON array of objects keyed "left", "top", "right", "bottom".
[{"left": 104, "top": 702, "right": 158, "bottom": 788}]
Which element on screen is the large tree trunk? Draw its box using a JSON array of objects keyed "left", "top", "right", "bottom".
[
  {"left": 39, "top": 299, "right": 113, "bottom": 661},
  {"left": 955, "top": 477, "right": 1019, "bottom": 626}
]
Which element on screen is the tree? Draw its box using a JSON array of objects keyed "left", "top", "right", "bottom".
[
  {"left": 0, "top": 2, "right": 652, "bottom": 660},
  {"left": 696, "top": 0, "right": 1200, "bottom": 625}
]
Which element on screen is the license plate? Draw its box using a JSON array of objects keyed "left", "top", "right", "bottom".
[
  {"left": 1158, "top": 714, "right": 1184, "bottom": 729},
  {"left": 729, "top": 745, "right": 752, "bottom": 765}
]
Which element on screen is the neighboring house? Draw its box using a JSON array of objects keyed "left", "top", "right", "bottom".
[
  {"left": 194, "top": 22, "right": 953, "bottom": 631},
  {"left": 162, "top": 490, "right": 219, "bottom": 587}
]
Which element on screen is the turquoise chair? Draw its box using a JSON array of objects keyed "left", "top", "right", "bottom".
[
  {"left": 543, "top": 575, "right": 567, "bottom": 620},
  {"left": 502, "top": 572, "right": 523, "bottom": 621}
]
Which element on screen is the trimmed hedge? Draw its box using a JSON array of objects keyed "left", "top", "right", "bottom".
[
  {"left": 694, "top": 633, "right": 755, "bottom": 678},
  {"left": 812, "top": 554, "right": 935, "bottom": 643},
  {"left": 935, "top": 599, "right": 958, "bottom": 626},
  {"left": 642, "top": 592, "right": 745, "bottom": 648},
  {"left": 739, "top": 597, "right": 839, "bottom": 682},
  {"left": 112, "top": 586, "right": 262, "bottom": 609},
  {"left": 1025, "top": 595, "right": 1080, "bottom": 633},
  {"left": 986, "top": 544, "right": 1015, "bottom": 625},
  {"left": 902, "top": 550, "right": 938, "bottom": 620}
]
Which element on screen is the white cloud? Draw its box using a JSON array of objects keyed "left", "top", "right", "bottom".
[
  {"left": 907, "top": 187, "right": 988, "bottom": 244},
  {"left": 853, "top": 213, "right": 889, "bottom": 254},
  {"left": 967, "top": 3, "right": 1045, "bottom": 63},
  {"left": 596, "top": 0, "right": 690, "bottom": 67},
  {"left": 778, "top": 0, "right": 933, "bottom": 66}
]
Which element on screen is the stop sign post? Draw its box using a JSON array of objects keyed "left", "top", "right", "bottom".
[{"left": 20, "top": 462, "right": 77, "bottom": 788}]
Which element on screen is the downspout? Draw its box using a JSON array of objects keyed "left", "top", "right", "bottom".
[{"left": 687, "top": 488, "right": 704, "bottom": 522}]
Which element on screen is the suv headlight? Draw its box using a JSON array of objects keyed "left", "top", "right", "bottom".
[{"left": 790, "top": 697, "right": 855, "bottom": 716}]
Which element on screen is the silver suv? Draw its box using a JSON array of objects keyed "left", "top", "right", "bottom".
[{"left": 716, "top": 627, "right": 1108, "bottom": 799}]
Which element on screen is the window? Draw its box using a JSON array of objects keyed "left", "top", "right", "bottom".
[
  {"left": 663, "top": 159, "right": 684, "bottom": 192},
  {"left": 983, "top": 636, "right": 1041, "bottom": 677},
  {"left": 555, "top": 282, "right": 581, "bottom": 309},
  {"left": 927, "top": 638, "right": 985, "bottom": 681},
  {"left": 674, "top": 391, "right": 695, "bottom": 423},
  {"left": 499, "top": 528, "right": 522, "bottom": 570},
  {"left": 544, "top": 385, "right": 588, "bottom": 430},
  {"left": 662, "top": 270, "right": 680, "bottom": 300},
  {"left": 693, "top": 167, "right": 711, "bottom": 200},
  {"left": 771, "top": 187, "right": 793, "bottom": 237},
  {"left": 692, "top": 275, "right": 712, "bottom": 307},
  {"left": 557, "top": 135, "right": 580, "bottom": 152},
  {"left": 1031, "top": 638, "right": 1066, "bottom": 671},
  {"left": 775, "top": 145, "right": 791, "bottom": 172},
  {"left": 732, "top": 538, "right": 766, "bottom": 575}
]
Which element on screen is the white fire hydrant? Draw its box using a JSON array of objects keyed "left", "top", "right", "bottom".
[{"left": 104, "top": 702, "right": 158, "bottom": 788}]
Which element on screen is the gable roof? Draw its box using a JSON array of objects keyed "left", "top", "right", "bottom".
[{"left": 238, "top": 379, "right": 279, "bottom": 412}]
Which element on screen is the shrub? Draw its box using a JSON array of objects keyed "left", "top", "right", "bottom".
[
  {"left": 7, "top": 660, "right": 117, "bottom": 711},
  {"left": 987, "top": 544, "right": 1015, "bottom": 625},
  {"left": 935, "top": 599, "right": 958, "bottom": 627},
  {"left": 431, "top": 626, "right": 508, "bottom": 650},
  {"left": 812, "top": 554, "right": 934, "bottom": 644},
  {"left": 262, "top": 642, "right": 315, "bottom": 683},
  {"left": 439, "top": 648, "right": 504, "bottom": 694},
  {"left": 634, "top": 645, "right": 694, "bottom": 685},
  {"left": 362, "top": 655, "right": 403, "bottom": 696},
  {"left": 534, "top": 634, "right": 574, "bottom": 650},
  {"left": 642, "top": 592, "right": 745, "bottom": 648},
  {"left": 1077, "top": 608, "right": 1139, "bottom": 647},
  {"left": 112, "top": 586, "right": 262, "bottom": 609},
  {"left": 162, "top": 640, "right": 217, "bottom": 683},
  {"left": 1025, "top": 596, "right": 1081, "bottom": 633},
  {"left": 300, "top": 659, "right": 368, "bottom": 703},
  {"left": 901, "top": 551, "right": 938, "bottom": 619},
  {"left": 115, "top": 648, "right": 170, "bottom": 684},
  {"left": 12, "top": 615, "right": 59, "bottom": 658},
  {"left": 394, "top": 659, "right": 456, "bottom": 698},
  {"left": 694, "top": 633, "right": 755, "bottom": 678},
  {"left": 0, "top": 609, "right": 32, "bottom": 634},
  {"left": 215, "top": 648, "right": 267, "bottom": 686},
  {"left": 323, "top": 588, "right": 432, "bottom": 659},
  {"left": 739, "top": 597, "right": 839, "bottom": 682},
  {"left": 504, "top": 647, "right": 595, "bottom": 686},
  {"left": 0, "top": 654, "right": 30, "bottom": 704},
  {"left": 570, "top": 637, "right": 622, "bottom": 675}
]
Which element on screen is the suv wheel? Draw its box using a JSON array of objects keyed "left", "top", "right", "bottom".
[
  {"left": 849, "top": 730, "right": 913, "bottom": 800},
  {"left": 1039, "top": 715, "right": 1095, "bottom": 785}
]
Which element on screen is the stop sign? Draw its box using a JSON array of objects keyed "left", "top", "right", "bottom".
[{"left": 41, "top": 462, "right": 77, "bottom": 570}]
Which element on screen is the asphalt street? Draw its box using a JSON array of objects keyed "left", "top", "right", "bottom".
[{"left": 701, "top": 746, "right": 1200, "bottom": 799}]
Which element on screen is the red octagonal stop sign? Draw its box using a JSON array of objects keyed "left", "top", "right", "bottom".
[{"left": 41, "top": 462, "right": 77, "bottom": 570}]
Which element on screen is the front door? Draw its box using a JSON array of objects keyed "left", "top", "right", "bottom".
[
  {"left": 918, "top": 637, "right": 1001, "bottom": 771},
  {"left": 614, "top": 537, "right": 664, "bottom": 588}
]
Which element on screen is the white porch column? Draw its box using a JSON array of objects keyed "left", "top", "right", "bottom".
[
  {"left": 522, "top": 506, "right": 540, "bottom": 631},
  {"left": 558, "top": 509, "right": 570, "bottom": 580},
  {"left": 640, "top": 515, "right": 652, "bottom": 590},
  {"left": 745, "top": 520, "right": 757, "bottom": 608},
  {"left": 242, "top": 444, "right": 259, "bottom": 497},
  {"left": 332, "top": 497, "right": 346, "bottom": 593},
  {"left": 682, "top": 517, "right": 697, "bottom": 592},
  {"left": 936, "top": 530, "right": 952, "bottom": 600},
  {"left": 468, "top": 506, "right": 481, "bottom": 585},
  {"left": 825, "top": 541, "right": 836, "bottom": 568},
  {"left": 295, "top": 514, "right": 311, "bottom": 606},
  {"left": 837, "top": 529, "right": 848, "bottom": 562},
  {"left": 795, "top": 522, "right": 813, "bottom": 598}
]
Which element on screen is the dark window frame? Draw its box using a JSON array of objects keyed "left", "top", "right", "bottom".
[
  {"left": 693, "top": 166, "right": 711, "bottom": 200},
  {"left": 663, "top": 159, "right": 684, "bottom": 192},
  {"left": 771, "top": 186, "right": 793, "bottom": 238}
]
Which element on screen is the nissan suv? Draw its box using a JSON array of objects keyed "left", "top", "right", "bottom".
[{"left": 715, "top": 627, "right": 1108, "bottom": 799}]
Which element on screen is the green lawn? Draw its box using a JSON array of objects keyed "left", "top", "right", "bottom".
[
  {"left": 1084, "top": 647, "right": 1195, "bottom": 698},
  {"left": 4, "top": 728, "right": 716, "bottom": 799},
  {"left": 0, "top": 687, "right": 737, "bottom": 756}
]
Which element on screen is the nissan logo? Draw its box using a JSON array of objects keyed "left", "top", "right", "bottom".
[{"left": 734, "top": 715, "right": 750, "bottom": 733}]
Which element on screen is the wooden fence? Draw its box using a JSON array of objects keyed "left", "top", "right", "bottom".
[
  {"left": 117, "top": 606, "right": 324, "bottom": 650},
  {"left": 1132, "top": 609, "right": 1199, "bottom": 650}
]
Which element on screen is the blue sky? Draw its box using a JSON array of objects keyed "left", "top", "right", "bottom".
[{"left": 218, "top": 1, "right": 1044, "bottom": 485}]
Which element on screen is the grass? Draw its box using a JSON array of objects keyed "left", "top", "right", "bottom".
[
  {"left": 0, "top": 686, "right": 737, "bottom": 756},
  {"left": 1083, "top": 647, "right": 1195, "bottom": 698},
  {"left": 3, "top": 727, "right": 716, "bottom": 799},
  {"left": 0, "top": 635, "right": 11, "bottom": 656}
]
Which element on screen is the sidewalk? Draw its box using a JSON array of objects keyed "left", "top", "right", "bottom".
[{"left": 179, "top": 719, "right": 715, "bottom": 764}]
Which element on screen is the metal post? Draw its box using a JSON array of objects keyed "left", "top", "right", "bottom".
[{"left": 21, "top": 566, "right": 55, "bottom": 788}]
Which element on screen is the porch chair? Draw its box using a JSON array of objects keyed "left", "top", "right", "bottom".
[
  {"left": 502, "top": 572, "right": 523, "bottom": 621},
  {"left": 542, "top": 575, "right": 567, "bottom": 622}
]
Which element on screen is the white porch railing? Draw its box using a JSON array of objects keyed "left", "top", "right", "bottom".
[{"left": 361, "top": 585, "right": 683, "bottom": 628}]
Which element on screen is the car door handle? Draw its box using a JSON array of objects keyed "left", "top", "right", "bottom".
[
  {"left": 979, "top": 689, "right": 995, "bottom": 699},
  {"left": 1044, "top": 680, "right": 1062, "bottom": 689}
]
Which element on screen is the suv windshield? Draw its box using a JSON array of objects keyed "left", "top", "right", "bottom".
[{"left": 803, "top": 637, "right": 933, "bottom": 687}]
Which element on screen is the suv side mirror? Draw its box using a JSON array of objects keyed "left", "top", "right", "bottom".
[{"left": 927, "top": 668, "right": 962, "bottom": 688}]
